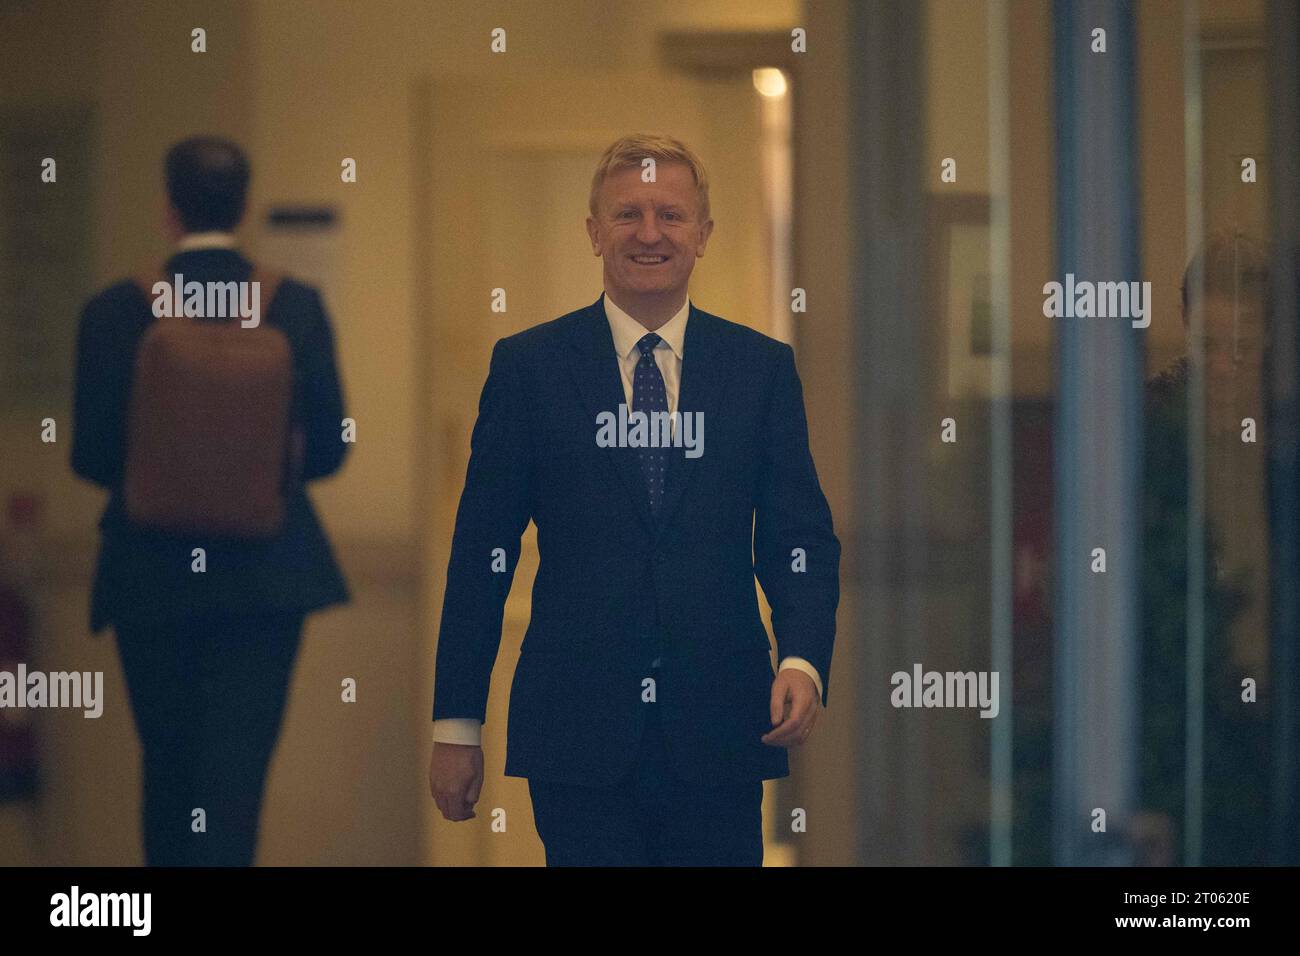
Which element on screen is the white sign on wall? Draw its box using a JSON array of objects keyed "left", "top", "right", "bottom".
[{"left": 259, "top": 205, "right": 341, "bottom": 311}]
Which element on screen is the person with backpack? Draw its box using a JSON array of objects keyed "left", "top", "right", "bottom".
[{"left": 70, "top": 136, "right": 350, "bottom": 866}]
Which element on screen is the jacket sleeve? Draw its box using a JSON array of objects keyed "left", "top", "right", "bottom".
[
  {"left": 752, "top": 343, "right": 841, "bottom": 705},
  {"left": 70, "top": 291, "right": 132, "bottom": 489},
  {"left": 432, "top": 338, "right": 534, "bottom": 723},
  {"left": 298, "top": 287, "right": 350, "bottom": 481}
]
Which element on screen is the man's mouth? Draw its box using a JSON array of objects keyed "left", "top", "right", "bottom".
[{"left": 630, "top": 254, "right": 669, "bottom": 265}]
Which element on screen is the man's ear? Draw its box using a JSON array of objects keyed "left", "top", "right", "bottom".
[
  {"left": 585, "top": 215, "right": 601, "bottom": 256},
  {"left": 696, "top": 218, "right": 715, "bottom": 257}
]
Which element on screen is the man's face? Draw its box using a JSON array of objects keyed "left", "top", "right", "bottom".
[
  {"left": 586, "top": 161, "right": 713, "bottom": 304},
  {"left": 1189, "top": 294, "right": 1265, "bottom": 386}
]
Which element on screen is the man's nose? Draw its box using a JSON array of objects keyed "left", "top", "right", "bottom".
[{"left": 635, "top": 212, "right": 662, "bottom": 245}]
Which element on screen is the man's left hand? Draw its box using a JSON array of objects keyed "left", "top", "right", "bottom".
[{"left": 761, "top": 668, "right": 820, "bottom": 747}]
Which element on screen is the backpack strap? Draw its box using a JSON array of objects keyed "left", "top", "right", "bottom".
[{"left": 250, "top": 268, "right": 284, "bottom": 319}]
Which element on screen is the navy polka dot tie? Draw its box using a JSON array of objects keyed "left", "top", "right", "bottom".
[{"left": 633, "top": 333, "right": 669, "bottom": 514}]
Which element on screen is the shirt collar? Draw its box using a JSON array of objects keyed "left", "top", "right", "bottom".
[
  {"left": 603, "top": 291, "right": 689, "bottom": 360},
  {"left": 176, "top": 231, "right": 239, "bottom": 252}
]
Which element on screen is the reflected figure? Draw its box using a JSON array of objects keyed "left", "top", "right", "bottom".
[{"left": 1140, "top": 230, "right": 1272, "bottom": 865}]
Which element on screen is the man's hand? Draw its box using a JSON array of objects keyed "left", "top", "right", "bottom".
[
  {"left": 429, "top": 741, "right": 484, "bottom": 821},
  {"left": 761, "top": 668, "right": 820, "bottom": 747}
]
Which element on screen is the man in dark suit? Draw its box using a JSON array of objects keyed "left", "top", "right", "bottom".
[
  {"left": 428, "top": 133, "right": 840, "bottom": 866},
  {"left": 70, "top": 136, "right": 350, "bottom": 865}
]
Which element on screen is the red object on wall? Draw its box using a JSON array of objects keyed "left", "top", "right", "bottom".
[{"left": 0, "top": 494, "right": 39, "bottom": 800}]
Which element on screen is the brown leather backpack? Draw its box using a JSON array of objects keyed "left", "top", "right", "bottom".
[{"left": 122, "top": 268, "right": 303, "bottom": 538}]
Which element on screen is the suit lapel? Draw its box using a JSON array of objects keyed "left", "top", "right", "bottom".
[
  {"left": 566, "top": 295, "right": 656, "bottom": 534},
  {"left": 655, "top": 304, "right": 728, "bottom": 538}
]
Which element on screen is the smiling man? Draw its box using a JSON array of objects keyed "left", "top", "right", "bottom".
[{"left": 428, "top": 133, "right": 840, "bottom": 866}]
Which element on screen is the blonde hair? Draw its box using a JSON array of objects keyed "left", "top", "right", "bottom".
[
  {"left": 588, "top": 133, "right": 711, "bottom": 221},
  {"left": 1181, "top": 229, "right": 1270, "bottom": 316},
  {"left": 1180, "top": 229, "right": 1273, "bottom": 344}
]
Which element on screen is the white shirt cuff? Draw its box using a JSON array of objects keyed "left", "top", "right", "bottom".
[
  {"left": 432, "top": 718, "right": 482, "bottom": 746},
  {"left": 778, "top": 656, "right": 824, "bottom": 701}
]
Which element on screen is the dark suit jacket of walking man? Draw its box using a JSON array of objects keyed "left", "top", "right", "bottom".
[
  {"left": 429, "top": 133, "right": 840, "bottom": 866},
  {"left": 72, "top": 251, "right": 350, "bottom": 635}
]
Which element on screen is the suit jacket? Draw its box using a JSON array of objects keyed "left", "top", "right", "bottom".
[
  {"left": 70, "top": 247, "right": 351, "bottom": 633},
  {"left": 432, "top": 294, "right": 840, "bottom": 786}
]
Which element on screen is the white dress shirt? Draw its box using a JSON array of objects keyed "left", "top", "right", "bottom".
[
  {"left": 432, "top": 292, "right": 822, "bottom": 746},
  {"left": 175, "top": 230, "right": 239, "bottom": 252},
  {"left": 605, "top": 290, "right": 688, "bottom": 423}
]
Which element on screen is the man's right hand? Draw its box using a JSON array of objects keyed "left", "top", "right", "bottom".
[{"left": 429, "top": 741, "right": 484, "bottom": 822}]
